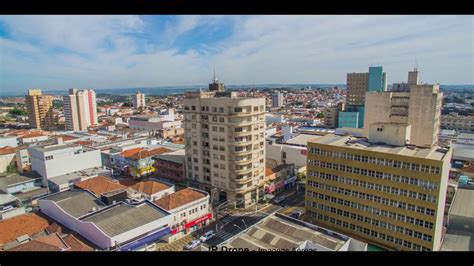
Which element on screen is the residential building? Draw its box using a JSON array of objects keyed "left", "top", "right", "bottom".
[
  {"left": 0, "top": 136, "right": 18, "bottom": 148},
  {"left": 364, "top": 84, "right": 443, "bottom": 148},
  {"left": 64, "top": 89, "right": 98, "bottom": 131},
  {"left": 132, "top": 91, "right": 146, "bottom": 109},
  {"left": 0, "top": 146, "right": 16, "bottom": 173},
  {"left": 28, "top": 140, "right": 102, "bottom": 184},
  {"left": 47, "top": 166, "right": 112, "bottom": 193},
  {"left": 73, "top": 175, "right": 127, "bottom": 198},
  {"left": 130, "top": 180, "right": 175, "bottom": 201},
  {"left": 0, "top": 213, "right": 50, "bottom": 250},
  {"left": 8, "top": 232, "right": 93, "bottom": 251},
  {"left": 306, "top": 131, "right": 452, "bottom": 251},
  {"left": 272, "top": 91, "right": 284, "bottom": 108},
  {"left": 38, "top": 190, "right": 173, "bottom": 251},
  {"left": 154, "top": 149, "right": 186, "bottom": 183},
  {"left": 25, "top": 89, "right": 55, "bottom": 130},
  {"left": 0, "top": 173, "right": 47, "bottom": 209},
  {"left": 325, "top": 102, "right": 344, "bottom": 129},
  {"left": 128, "top": 116, "right": 181, "bottom": 136},
  {"left": 441, "top": 113, "right": 474, "bottom": 134},
  {"left": 153, "top": 187, "right": 211, "bottom": 242},
  {"left": 183, "top": 88, "right": 266, "bottom": 207}
]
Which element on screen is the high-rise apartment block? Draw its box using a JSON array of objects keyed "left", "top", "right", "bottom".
[
  {"left": 306, "top": 131, "right": 451, "bottom": 251},
  {"left": 325, "top": 102, "right": 344, "bottom": 129},
  {"left": 272, "top": 91, "right": 284, "bottom": 108},
  {"left": 392, "top": 67, "right": 420, "bottom": 92},
  {"left": 339, "top": 66, "right": 387, "bottom": 129},
  {"left": 25, "top": 89, "right": 55, "bottom": 130},
  {"left": 64, "top": 89, "right": 98, "bottom": 132},
  {"left": 364, "top": 84, "right": 443, "bottom": 148},
  {"left": 183, "top": 80, "right": 266, "bottom": 207},
  {"left": 133, "top": 91, "right": 146, "bottom": 109}
]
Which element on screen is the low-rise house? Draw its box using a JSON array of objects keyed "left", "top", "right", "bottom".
[
  {"left": 0, "top": 213, "right": 50, "bottom": 250},
  {"left": 0, "top": 173, "right": 47, "bottom": 209},
  {"left": 154, "top": 149, "right": 186, "bottom": 183},
  {"left": 73, "top": 175, "right": 127, "bottom": 198},
  {"left": 0, "top": 146, "right": 16, "bottom": 173},
  {"left": 153, "top": 188, "right": 211, "bottom": 242},
  {"left": 130, "top": 180, "right": 175, "bottom": 201}
]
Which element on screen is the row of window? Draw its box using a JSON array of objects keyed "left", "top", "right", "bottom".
[
  {"left": 307, "top": 201, "right": 433, "bottom": 243},
  {"left": 308, "top": 148, "right": 441, "bottom": 174},
  {"left": 306, "top": 189, "right": 434, "bottom": 229},
  {"left": 307, "top": 211, "right": 430, "bottom": 251},
  {"left": 307, "top": 179, "right": 436, "bottom": 216},
  {"left": 184, "top": 105, "right": 264, "bottom": 113},
  {"left": 308, "top": 161, "right": 438, "bottom": 203}
]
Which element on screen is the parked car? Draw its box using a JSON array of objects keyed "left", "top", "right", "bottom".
[
  {"left": 184, "top": 239, "right": 201, "bottom": 250},
  {"left": 273, "top": 195, "right": 286, "bottom": 204},
  {"left": 199, "top": 231, "right": 215, "bottom": 242},
  {"left": 290, "top": 210, "right": 303, "bottom": 219}
]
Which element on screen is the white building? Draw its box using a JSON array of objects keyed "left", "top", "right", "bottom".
[
  {"left": 132, "top": 92, "right": 146, "bottom": 109},
  {"left": 272, "top": 91, "right": 284, "bottom": 108},
  {"left": 128, "top": 116, "right": 181, "bottom": 136},
  {"left": 28, "top": 141, "right": 102, "bottom": 184},
  {"left": 265, "top": 114, "right": 285, "bottom": 124},
  {"left": 153, "top": 188, "right": 211, "bottom": 242},
  {"left": 64, "top": 89, "right": 98, "bottom": 131},
  {"left": 0, "top": 136, "right": 18, "bottom": 148},
  {"left": 38, "top": 190, "right": 172, "bottom": 250}
]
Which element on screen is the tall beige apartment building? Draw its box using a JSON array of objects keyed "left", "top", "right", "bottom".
[
  {"left": 64, "top": 89, "right": 98, "bottom": 131},
  {"left": 183, "top": 90, "right": 266, "bottom": 207},
  {"left": 133, "top": 91, "right": 146, "bottom": 109},
  {"left": 346, "top": 73, "right": 369, "bottom": 106},
  {"left": 364, "top": 84, "right": 443, "bottom": 148},
  {"left": 25, "top": 89, "right": 55, "bottom": 130}
]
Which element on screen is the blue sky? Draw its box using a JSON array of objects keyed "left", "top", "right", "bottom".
[{"left": 0, "top": 15, "right": 473, "bottom": 94}]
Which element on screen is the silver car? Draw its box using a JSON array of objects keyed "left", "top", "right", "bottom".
[{"left": 184, "top": 239, "right": 201, "bottom": 250}]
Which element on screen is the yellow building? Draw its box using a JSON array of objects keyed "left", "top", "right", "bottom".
[
  {"left": 25, "top": 89, "right": 55, "bottom": 130},
  {"left": 306, "top": 133, "right": 451, "bottom": 251}
]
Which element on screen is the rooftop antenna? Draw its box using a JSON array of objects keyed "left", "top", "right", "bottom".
[
  {"left": 213, "top": 68, "right": 218, "bottom": 83},
  {"left": 414, "top": 58, "right": 418, "bottom": 72}
]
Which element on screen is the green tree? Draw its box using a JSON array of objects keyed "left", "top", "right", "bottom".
[
  {"left": 9, "top": 109, "right": 27, "bottom": 117},
  {"left": 316, "top": 112, "right": 325, "bottom": 118},
  {"left": 6, "top": 164, "right": 17, "bottom": 174}
]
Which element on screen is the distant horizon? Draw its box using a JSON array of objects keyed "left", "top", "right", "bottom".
[{"left": 1, "top": 83, "right": 474, "bottom": 97}]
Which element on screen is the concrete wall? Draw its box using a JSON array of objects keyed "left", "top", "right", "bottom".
[
  {"left": 6, "top": 181, "right": 35, "bottom": 194},
  {"left": 368, "top": 123, "right": 411, "bottom": 146},
  {"left": 266, "top": 141, "right": 306, "bottom": 170},
  {"left": 0, "top": 137, "right": 18, "bottom": 148},
  {"left": 433, "top": 148, "right": 452, "bottom": 251},
  {"left": 0, "top": 153, "right": 15, "bottom": 173}
]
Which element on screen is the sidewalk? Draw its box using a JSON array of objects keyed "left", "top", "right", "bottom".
[{"left": 155, "top": 235, "right": 194, "bottom": 251}]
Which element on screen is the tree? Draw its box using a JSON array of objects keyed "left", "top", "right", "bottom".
[
  {"left": 9, "top": 109, "right": 27, "bottom": 117},
  {"left": 6, "top": 164, "right": 17, "bottom": 174},
  {"left": 316, "top": 112, "right": 325, "bottom": 118}
]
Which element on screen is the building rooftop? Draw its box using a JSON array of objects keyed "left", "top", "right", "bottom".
[
  {"left": 0, "top": 193, "right": 19, "bottom": 205},
  {"left": 309, "top": 134, "right": 449, "bottom": 161},
  {"left": 0, "top": 174, "right": 38, "bottom": 189},
  {"left": 450, "top": 187, "right": 474, "bottom": 218},
  {"left": 285, "top": 134, "right": 322, "bottom": 146},
  {"left": 219, "top": 213, "right": 366, "bottom": 251},
  {"left": 130, "top": 180, "right": 171, "bottom": 196},
  {"left": 0, "top": 146, "right": 16, "bottom": 155},
  {"left": 125, "top": 147, "right": 171, "bottom": 160},
  {"left": 80, "top": 201, "right": 169, "bottom": 237},
  {"left": 40, "top": 190, "right": 106, "bottom": 218},
  {"left": 153, "top": 188, "right": 207, "bottom": 210},
  {"left": 0, "top": 213, "right": 50, "bottom": 246},
  {"left": 154, "top": 149, "right": 185, "bottom": 164},
  {"left": 48, "top": 167, "right": 111, "bottom": 187},
  {"left": 74, "top": 176, "right": 127, "bottom": 197}
]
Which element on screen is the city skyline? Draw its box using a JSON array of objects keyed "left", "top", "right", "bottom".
[{"left": 0, "top": 15, "right": 473, "bottom": 94}]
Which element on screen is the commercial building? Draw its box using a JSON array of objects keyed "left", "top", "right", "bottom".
[
  {"left": 128, "top": 115, "right": 181, "bottom": 137},
  {"left": 28, "top": 140, "right": 102, "bottom": 184},
  {"left": 339, "top": 66, "right": 386, "bottom": 129},
  {"left": 441, "top": 113, "right": 474, "bottom": 134},
  {"left": 183, "top": 85, "right": 266, "bottom": 207},
  {"left": 38, "top": 190, "right": 172, "bottom": 250},
  {"left": 130, "top": 180, "right": 175, "bottom": 201},
  {"left": 0, "top": 136, "right": 18, "bottom": 148},
  {"left": 154, "top": 149, "right": 186, "bottom": 183},
  {"left": 325, "top": 102, "right": 344, "bottom": 129},
  {"left": 272, "top": 91, "right": 284, "bottom": 108},
  {"left": 132, "top": 91, "right": 146, "bottom": 109},
  {"left": 25, "top": 89, "right": 55, "bottom": 130},
  {"left": 364, "top": 84, "right": 443, "bottom": 148},
  {"left": 217, "top": 212, "right": 367, "bottom": 251},
  {"left": 64, "top": 89, "right": 98, "bottom": 132},
  {"left": 306, "top": 131, "right": 452, "bottom": 251},
  {"left": 153, "top": 187, "right": 211, "bottom": 242}
]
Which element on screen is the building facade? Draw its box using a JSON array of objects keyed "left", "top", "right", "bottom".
[
  {"left": 183, "top": 90, "right": 266, "bottom": 207},
  {"left": 306, "top": 133, "right": 451, "bottom": 251},
  {"left": 25, "top": 89, "right": 55, "bottom": 130},
  {"left": 272, "top": 91, "right": 284, "bottom": 108},
  {"left": 63, "top": 89, "right": 98, "bottom": 132},
  {"left": 364, "top": 84, "right": 443, "bottom": 148},
  {"left": 132, "top": 92, "right": 146, "bottom": 109}
]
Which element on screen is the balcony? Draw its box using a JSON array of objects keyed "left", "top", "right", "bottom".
[{"left": 234, "top": 176, "right": 253, "bottom": 184}]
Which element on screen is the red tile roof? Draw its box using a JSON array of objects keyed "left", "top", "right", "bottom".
[
  {"left": 125, "top": 148, "right": 171, "bottom": 160},
  {"left": 8, "top": 239, "right": 63, "bottom": 251},
  {"left": 0, "top": 146, "right": 16, "bottom": 155},
  {"left": 0, "top": 213, "right": 50, "bottom": 245},
  {"left": 62, "top": 234, "right": 94, "bottom": 251},
  {"left": 18, "top": 132, "right": 45, "bottom": 139},
  {"left": 55, "top": 135, "right": 78, "bottom": 142},
  {"left": 120, "top": 147, "right": 144, "bottom": 158},
  {"left": 35, "top": 233, "right": 69, "bottom": 249},
  {"left": 74, "top": 176, "right": 127, "bottom": 197},
  {"left": 153, "top": 188, "right": 207, "bottom": 210},
  {"left": 265, "top": 167, "right": 275, "bottom": 177},
  {"left": 131, "top": 181, "right": 171, "bottom": 196}
]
